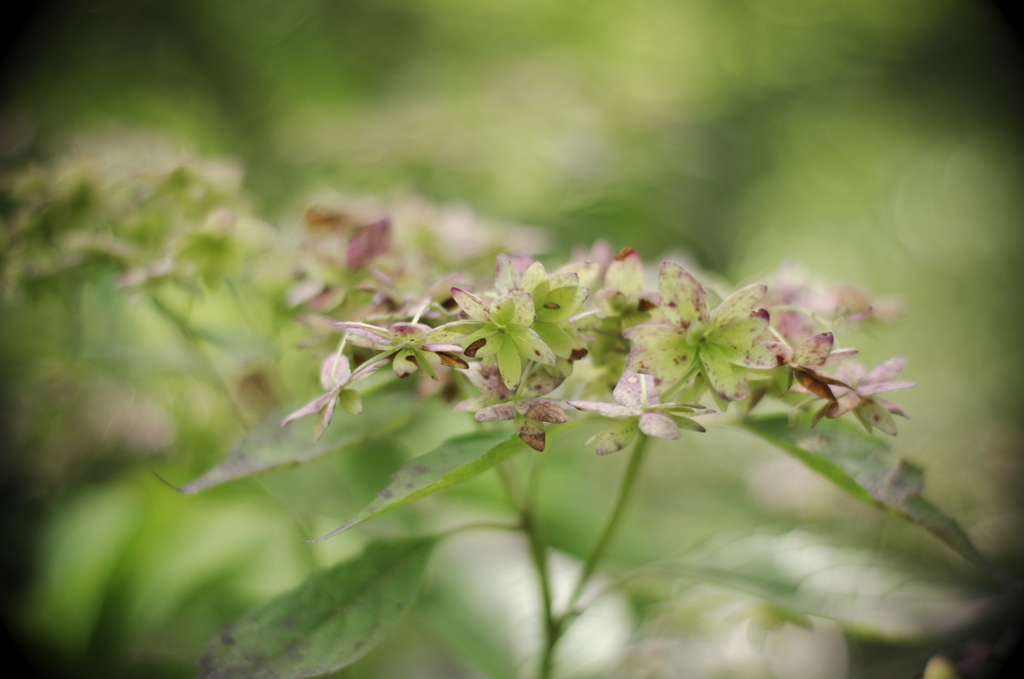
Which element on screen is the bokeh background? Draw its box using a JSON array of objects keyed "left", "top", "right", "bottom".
[{"left": 2, "top": 1, "right": 1024, "bottom": 678}]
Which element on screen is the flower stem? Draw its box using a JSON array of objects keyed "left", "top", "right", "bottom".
[{"left": 556, "top": 432, "right": 650, "bottom": 637}]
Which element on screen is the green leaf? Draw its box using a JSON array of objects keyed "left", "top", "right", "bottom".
[
  {"left": 665, "top": 529, "right": 977, "bottom": 641},
  {"left": 309, "top": 431, "right": 526, "bottom": 541},
  {"left": 198, "top": 537, "right": 435, "bottom": 679},
  {"left": 741, "top": 414, "right": 1015, "bottom": 585},
  {"left": 170, "top": 385, "right": 416, "bottom": 494}
]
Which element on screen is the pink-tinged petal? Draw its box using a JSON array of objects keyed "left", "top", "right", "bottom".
[
  {"left": 857, "top": 399, "right": 899, "bottom": 436},
  {"left": 464, "top": 363, "right": 512, "bottom": 399},
  {"left": 792, "top": 332, "right": 834, "bottom": 367},
  {"left": 857, "top": 380, "right": 915, "bottom": 397},
  {"left": 349, "top": 357, "right": 390, "bottom": 383},
  {"left": 613, "top": 370, "right": 661, "bottom": 408},
  {"left": 863, "top": 357, "right": 907, "bottom": 385},
  {"left": 421, "top": 343, "right": 465, "bottom": 354},
  {"left": 312, "top": 395, "right": 338, "bottom": 443},
  {"left": 515, "top": 412, "right": 547, "bottom": 451},
  {"left": 347, "top": 218, "right": 390, "bottom": 269},
  {"left": 516, "top": 398, "right": 569, "bottom": 424},
  {"left": 823, "top": 347, "right": 859, "bottom": 366},
  {"left": 495, "top": 253, "right": 521, "bottom": 295},
  {"left": 605, "top": 247, "right": 645, "bottom": 297},
  {"left": 568, "top": 400, "right": 641, "bottom": 418},
  {"left": 389, "top": 322, "right": 431, "bottom": 340},
  {"left": 587, "top": 417, "right": 641, "bottom": 455},
  {"left": 763, "top": 341, "right": 794, "bottom": 363},
  {"left": 496, "top": 337, "right": 523, "bottom": 390},
  {"left": 338, "top": 388, "right": 362, "bottom": 416},
  {"left": 507, "top": 325, "right": 557, "bottom": 365},
  {"left": 521, "top": 261, "right": 549, "bottom": 295},
  {"left": 335, "top": 322, "right": 396, "bottom": 350},
  {"left": 876, "top": 397, "right": 910, "bottom": 419},
  {"left": 521, "top": 360, "right": 571, "bottom": 398},
  {"left": 700, "top": 343, "right": 749, "bottom": 402},
  {"left": 639, "top": 411, "right": 680, "bottom": 440},
  {"left": 425, "top": 321, "right": 479, "bottom": 344},
  {"left": 282, "top": 391, "right": 338, "bottom": 426},
  {"left": 711, "top": 284, "right": 767, "bottom": 327},
  {"left": 475, "top": 402, "right": 517, "bottom": 422},
  {"left": 712, "top": 315, "right": 770, "bottom": 351},
  {"left": 452, "top": 287, "right": 490, "bottom": 322},
  {"left": 825, "top": 392, "right": 861, "bottom": 418},
  {"left": 833, "top": 361, "right": 866, "bottom": 386},
  {"left": 287, "top": 279, "right": 326, "bottom": 307},
  {"left": 320, "top": 354, "right": 352, "bottom": 390},
  {"left": 658, "top": 261, "right": 708, "bottom": 326}
]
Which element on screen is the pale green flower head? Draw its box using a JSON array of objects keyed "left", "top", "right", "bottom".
[{"left": 623, "top": 261, "right": 777, "bottom": 402}]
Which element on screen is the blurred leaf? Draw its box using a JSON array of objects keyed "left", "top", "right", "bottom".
[
  {"left": 309, "top": 431, "right": 527, "bottom": 542},
  {"left": 173, "top": 384, "right": 417, "bottom": 494},
  {"left": 668, "top": 529, "right": 979, "bottom": 641},
  {"left": 741, "top": 414, "right": 1013, "bottom": 585},
  {"left": 198, "top": 537, "right": 435, "bottom": 679}
]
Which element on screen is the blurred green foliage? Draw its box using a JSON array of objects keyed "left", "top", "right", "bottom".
[{"left": 2, "top": 1, "right": 1023, "bottom": 678}]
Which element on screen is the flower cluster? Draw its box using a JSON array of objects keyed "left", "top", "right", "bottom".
[{"left": 284, "top": 239, "right": 915, "bottom": 448}]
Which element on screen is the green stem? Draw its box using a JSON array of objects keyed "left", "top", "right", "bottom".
[{"left": 559, "top": 432, "right": 650, "bottom": 630}]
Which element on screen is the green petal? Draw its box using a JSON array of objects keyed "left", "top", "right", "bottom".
[
  {"left": 496, "top": 337, "right": 523, "bottom": 390},
  {"left": 536, "top": 285, "right": 588, "bottom": 322},
  {"left": 658, "top": 261, "right": 708, "bottom": 326},
  {"left": 710, "top": 283, "right": 767, "bottom": 328},
  {"left": 495, "top": 253, "right": 521, "bottom": 295},
  {"left": 452, "top": 288, "right": 490, "bottom": 322},
  {"left": 521, "top": 261, "right": 549, "bottom": 297},
  {"left": 338, "top": 389, "right": 362, "bottom": 416},
  {"left": 605, "top": 248, "right": 645, "bottom": 297},
  {"left": 700, "top": 343, "right": 749, "bottom": 401},
  {"left": 711, "top": 314, "right": 769, "bottom": 350},
  {"left": 533, "top": 321, "right": 574, "bottom": 358},
  {"left": 413, "top": 349, "right": 439, "bottom": 381},
  {"left": 856, "top": 399, "right": 898, "bottom": 436},
  {"left": 586, "top": 417, "right": 640, "bottom": 455},
  {"left": 507, "top": 325, "right": 557, "bottom": 365},
  {"left": 715, "top": 340, "right": 779, "bottom": 369}
]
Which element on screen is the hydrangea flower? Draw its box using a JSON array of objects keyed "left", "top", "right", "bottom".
[
  {"left": 454, "top": 361, "right": 572, "bottom": 451},
  {"left": 793, "top": 357, "right": 915, "bottom": 435},
  {"left": 624, "top": 262, "right": 777, "bottom": 402},
  {"left": 568, "top": 370, "right": 711, "bottom": 455},
  {"left": 515, "top": 257, "right": 590, "bottom": 360},
  {"left": 334, "top": 321, "right": 469, "bottom": 380},
  {"left": 282, "top": 353, "right": 390, "bottom": 443}
]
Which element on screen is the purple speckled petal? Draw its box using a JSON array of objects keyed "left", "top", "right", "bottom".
[
  {"left": 711, "top": 284, "right": 767, "bottom": 327},
  {"left": 475, "top": 402, "right": 516, "bottom": 422},
  {"left": 863, "top": 357, "right": 906, "bottom": 385},
  {"left": 605, "top": 247, "right": 645, "bottom": 297},
  {"left": 717, "top": 341, "right": 779, "bottom": 370},
  {"left": 825, "top": 392, "right": 862, "bottom": 418},
  {"left": 452, "top": 287, "right": 490, "bottom": 322},
  {"left": 792, "top": 332, "right": 834, "bottom": 367},
  {"left": 713, "top": 315, "right": 770, "bottom": 351},
  {"left": 568, "top": 400, "right": 640, "bottom": 418},
  {"left": 613, "top": 370, "right": 661, "bottom": 408},
  {"left": 425, "top": 321, "right": 479, "bottom": 344},
  {"left": 639, "top": 411, "right": 680, "bottom": 440},
  {"left": 763, "top": 341, "right": 794, "bottom": 363},
  {"left": 658, "top": 261, "right": 708, "bottom": 326},
  {"left": 421, "top": 343, "right": 465, "bottom": 354},
  {"left": 389, "top": 323, "right": 431, "bottom": 340}
]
